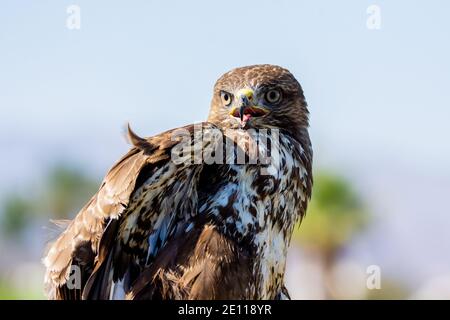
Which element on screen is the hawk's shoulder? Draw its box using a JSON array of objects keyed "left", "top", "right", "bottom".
[{"left": 43, "top": 122, "right": 217, "bottom": 299}]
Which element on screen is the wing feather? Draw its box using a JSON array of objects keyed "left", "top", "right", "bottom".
[{"left": 43, "top": 122, "right": 218, "bottom": 299}]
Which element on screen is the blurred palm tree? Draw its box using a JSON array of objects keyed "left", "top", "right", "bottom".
[{"left": 293, "top": 171, "right": 369, "bottom": 298}]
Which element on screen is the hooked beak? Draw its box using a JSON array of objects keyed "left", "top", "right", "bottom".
[
  {"left": 229, "top": 89, "right": 269, "bottom": 123},
  {"left": 239, "top": 105, "right": 246, "bottom": 122}
]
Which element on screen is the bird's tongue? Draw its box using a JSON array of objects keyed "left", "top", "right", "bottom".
[{"left": 243, "top": 113, "right": 252, "bottom": 122}]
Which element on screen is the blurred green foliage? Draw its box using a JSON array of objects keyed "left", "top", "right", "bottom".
[
  {"left": 1, "top": 164, "right": 99, "bottom": 236},
  {"left": 43, "top": 165, "right": 99, "bottom": 219},
  {"left": 293, "top": 171, "right": 368, "bottom": 298},
  {"left": 0, "top": 279, "right": 44, "bottom": 300},
  {"left": 294, "top": 171, "right": 368, "bottom": 252},
  {"left": 0, "top": 164, "right": 99, "bottom": 300},
  {"left": 0, "top": 280, "right": 24, "bottom": 300},
  {"left": 1, "top": 195, "right": 31, "bottom": 237}
]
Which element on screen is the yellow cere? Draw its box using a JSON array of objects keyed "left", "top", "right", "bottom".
[{"left": 237, "top": 88, "right": 254, "bottom": 100}]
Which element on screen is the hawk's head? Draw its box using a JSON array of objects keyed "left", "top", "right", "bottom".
[{"left": 208, "top": 64, "right": 309, "bottom": 137}]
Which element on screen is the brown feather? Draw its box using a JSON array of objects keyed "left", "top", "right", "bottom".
[{"left": 43, "top": 65, "right": 312, "bottom": 300}]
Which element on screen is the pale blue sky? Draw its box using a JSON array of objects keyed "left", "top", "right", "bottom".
[
  {"left": 1, "top": 1, "right": 449, "bottom": 180},
  {"left": 1, "top": 1, "right": 450, "bottom": 288}
]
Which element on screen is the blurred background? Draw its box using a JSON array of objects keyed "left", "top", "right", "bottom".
[{"left": 1, "top": 0, "right": 449, "bottom": 299}]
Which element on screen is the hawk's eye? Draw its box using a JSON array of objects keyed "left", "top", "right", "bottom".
[
  {"left": 220, "top": 91, "right": 233, "bottom": 106},
  {"left": 265, "top": 89, "right": 282, "bottom": 104}
]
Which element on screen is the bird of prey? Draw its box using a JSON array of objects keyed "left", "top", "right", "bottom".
[{"left": 43, "top": 64, "right": 313, "bottom": 300}]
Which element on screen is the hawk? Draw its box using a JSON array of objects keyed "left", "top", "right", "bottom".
[{"left": 43, "top": 64, "right": 313, "bottom": 300}]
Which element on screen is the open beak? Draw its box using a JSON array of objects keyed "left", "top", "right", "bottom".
[
  {"left": 229, "top": 89, "right": 269, "bottom": 123},
  {"left": 234, "top": 105, "right": 269, "bottom": 122}
]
